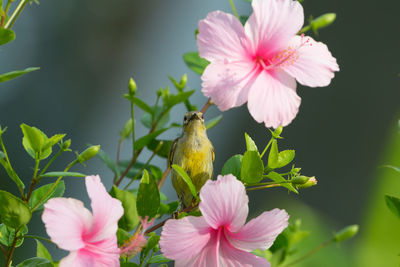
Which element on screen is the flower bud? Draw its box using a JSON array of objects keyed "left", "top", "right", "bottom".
[
  {"left": 180, "top": 74, "right": 187, "bottom": 88},
  {"left": 120, "top": 119, "right": 133, "bottom": 139},
  {"left": 334, "top": 224, "right": 359, "bottom": 242},
  {"left": 291, "top": 176, "right": 309, "bottom": 185},
  {"left": 311, "top": 13, "right": 336, "bottom": 32},
  {"left": 128, "top": 78, "right": 137, "bottom": 96},
  {"left": 61, "top": 139, "right": 71, "bottom": 150},
  {"left": 77, "top": 145, "right": 100, "bottom": 163},
  {"left": 296, "top": 177, "right": 317, "bottom": 189}
]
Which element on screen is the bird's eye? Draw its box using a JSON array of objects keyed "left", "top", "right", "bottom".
[{"left": 184, "top": 116, "right": 187, "bottom": 122}]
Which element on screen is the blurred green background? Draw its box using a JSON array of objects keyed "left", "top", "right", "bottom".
[{"left": 0, "top": 0, "right": 399, "bottom": 266}]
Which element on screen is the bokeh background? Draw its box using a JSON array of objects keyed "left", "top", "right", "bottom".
[{"left": 1, "top": 0, "right": 400, "bottom": 266}]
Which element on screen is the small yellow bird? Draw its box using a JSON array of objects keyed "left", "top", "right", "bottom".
[{"left": 169, "top": 111, "right": 214, "bottom": 208}]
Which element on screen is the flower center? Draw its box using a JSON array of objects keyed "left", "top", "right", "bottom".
[{"left": 256, "top": 34, "right": 312, "bottom": 71}]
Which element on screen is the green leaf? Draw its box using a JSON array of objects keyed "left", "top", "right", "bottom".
[
  {"left": 276, "top": 150, "right": 295, "bottom": 168},
  {"left": 110, "top": 186, "right": 140, "bottom": 231},
  {"left": 205, "top": 115, "right": 223, "bottom": 130},
  {"left": 148, "top": 254, "right": 171, "bottom": 264},
  {"left": 0, "top": 151, "right": 4, "bottom": 158},
  {"left": 118, "top": 160, "right": 162, "bottom": 180},
  {"left": 241, "top": 151, "right": 264, "bottom": 184},
  {"left": 0, "top": 156, "right": 25, "bottom": 190},
  {"left": 16, "top": 257, "right": 53, "bottom": 267},
  {"left": 382, "top": 165, "right": 400, "bottom": 173},
  {"left": 21, "top": 123, "right": 45, "bottom": 159},
  {"left": 29, "top": 181, "right": 65, "bottom": 211},
  {"left": 147, "top": 139, "right": 173, "bottom": 159},
  {"left": 0, "top": 190, "right": 31, "bottom": 228},
  {"left": 267, "top": 139, "right": 279, "bottom": 169},
  {"left": 121, "top": 263, "right": 139, "bottom": 267},
  {"left": 42, "top": 134, "right": 65, "bottom": 151},
  {"left": 171, "top": 164, "right": 199, "bottom": 200},
  {"left": 41, "top": 171, "right": 86, "bottom": 178},
  {"left": 36, "top": 240, "right": 52, "bottom": 262},
  {"left": 136, "top": 170, "right": 160, "bottom": 219},
  {"left": 385, "top": 195, "right": 400, "bottom": 219},
  {"left": 239, "top": 15, "right": 249, "bottom": 25},
  {"left": 158, "top": 201, "right": 179, "bottom": 215},
  {"left": 183, "top": 52, "right": 210, "bottom": 75},
  {"left": 141, "top": 106, "right": 170, "bottom": 130},
  {"left": 0, "top": 67, "right": 40, "bottom": 83},
  {"left": 134, "top": 128, "right": 168, "bottom": 151},
  {"left": 97, "top": 148, "right": 120, "bottom": 176},
  {"left": 0, "top": 28, "right": 15, "bottom": 45},
  {"left": 164, "top": 90, "right": 195, "bottom": 109},
  {"left": 221, "top": 154, "right": 243, "bottom": 180},
  {"left": 142, "top": 234, "right": 160, "bottom": 258},
  {"left": 132, "top": 96, "right": 154, "bottom": 114},
  {"left": 245, "top": 132, "right": 258, "bottom": 152},
  {"left": 266, "top": 171, "right": 298, "bottom": 194},
  {"left": 0, "top": 224, "right": 28, "bottom": 247}
]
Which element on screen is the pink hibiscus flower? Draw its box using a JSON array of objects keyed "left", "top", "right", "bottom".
[
  {"left": 197, "top": 0, "right": 339, "bottom": 128},
  {"left": 159, "top": 174, "right": 289, "bottom": 266},
  {"left": 42, "top": 175, "right": 124, "bottom": 267}
]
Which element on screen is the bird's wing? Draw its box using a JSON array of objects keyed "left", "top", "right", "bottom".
[{"left": 168, "top": 137, "right": 180, "bottom": 167}]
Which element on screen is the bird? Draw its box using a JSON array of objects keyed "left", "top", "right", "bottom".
[{"left": 169, "top": 111, "right": 214, "bottom": 209}]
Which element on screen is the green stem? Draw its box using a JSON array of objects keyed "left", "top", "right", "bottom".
[
  {"left": 5, "top": 227, "right": 19, "bottom": 267},
  {"left": 31, "top": 159, "right": 78, "bottom": 212},
  {"left": 4, "top": 0, "right": 27, "bottom": 29},
  {"left": 37, "top": 148, "right": 64, "bottom": 182},
  {"left": 248, "top": 180, "right": 292, "bottom": 187},
  {"left": 260, "top": 139, "right": 273, "bottom": 158},
  {"left": 123, "top": 145, "right": 160, "bottom": 190},
  {"left": 26, "top": 159, "right": 40, "bottom": 201},
  {"left": 0, "top": 244, "right": 7, "bottom": 257},
  {"left": 298, "top": 25, "right": 310, "bottom": 34},
  {"left": 1, "top": 0, "right": 13, "bottom": 26},
  {"left": 131, "top": 102, "right": 135, "bottom": 158},
  {"left": 229, "top": 0, "right": 239, "bottom": 19},
  {"left": 23, "top": 235, "right": 54, "bottom": 244},
  {"left": 0, "top": 136, "right": 24, "bottom": 197},
  {"left": 283, "top": 239, "right": 333, "bottom": 266},
  {"left": 246, "top": 183, "right": 282, "bottom": 191}
]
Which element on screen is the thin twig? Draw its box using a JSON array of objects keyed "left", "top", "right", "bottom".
[
  {"left": 157, "top": 166, "right": 170, "bottom": 190},
  {"left": 200, "top": 98, "right": 213, "bottom": 114}
]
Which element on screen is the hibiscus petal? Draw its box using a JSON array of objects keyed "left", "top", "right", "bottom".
[
  {"left": 85, "top": 175, "right": 124, "bottom": 242},
  {"left": 60, "top": 242, "right": 120, "bottom": 267},
  {"left": 219, "top": 233, "right": 270, "bottom": 267},
  {"left": 42, "top": 198, "right": 92, "bottom": 251},
  {"left": 283, "top": 35, "right": 339, "bottom": 87},
  {"left": 247, "top": 70, "right": 300, "bottom": 128},
  {"left": 199, "top": 175, "right": 249, "bottom": 232},
  {"left": 201, "top": 60, "right": 259, "bottom": 111},
  {"left": 174, "top": 230, "right": 220, "bottom": 267},
  {"left": 160, "top": 216, "right": 212, "bottom": 261},
  {"left": 197, "top": 10, "right": 249, "bottom": 62},
  {"left": 245, "top": 0, "right": 304, "bottom": 57},
  {"left": 226, "top": 208, "right": 289, "bottom": 251}
]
